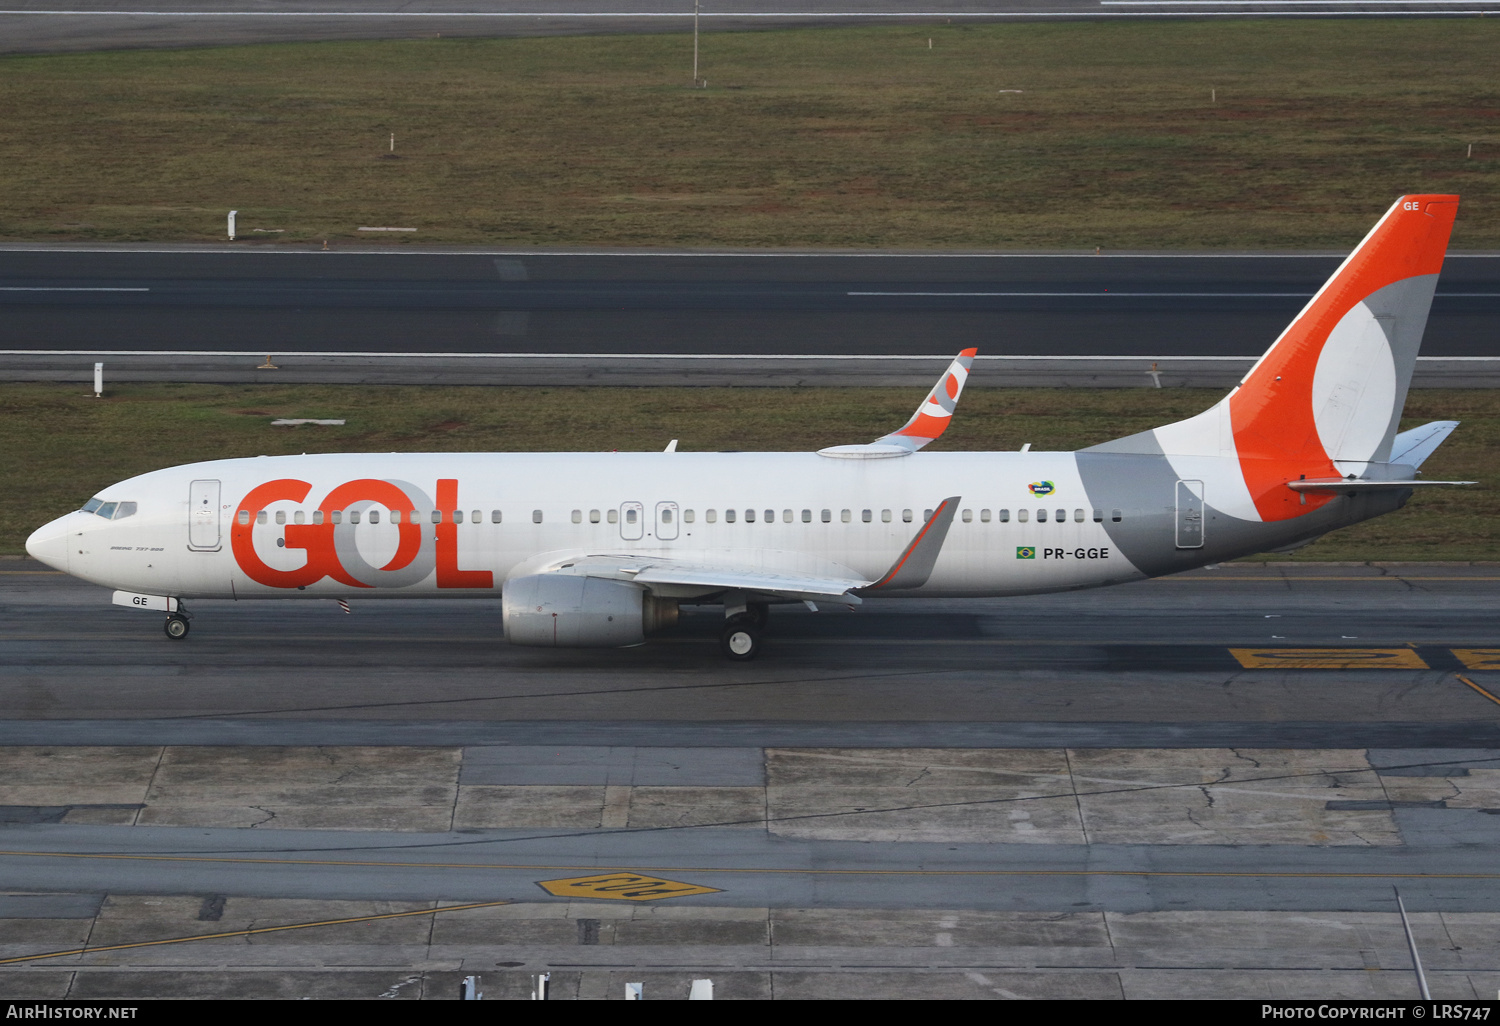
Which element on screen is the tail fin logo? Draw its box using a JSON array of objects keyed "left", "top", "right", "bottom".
[{"left": 1228, "top": 194, "right": 1459, "bottom": 521}]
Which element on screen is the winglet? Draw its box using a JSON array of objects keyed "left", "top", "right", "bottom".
[
  {"left": 819, "top": 349, "right": 978, "bottom": 459},
  {"left": 879, "top": 349, "right": 977, "bottom": 450},
  {"left": 861, "top": 496, "right": 961, "bottom": 593}
]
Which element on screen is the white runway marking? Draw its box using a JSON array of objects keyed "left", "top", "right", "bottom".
[{"left": 0, "top": 287, "right": 149, "bottom": 292}]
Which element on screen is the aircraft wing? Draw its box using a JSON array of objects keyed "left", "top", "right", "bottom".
[
  {"left": 632, "top": 563, "right": 870, "bottom": 602},
  {"left": 536, "top": 496, "right": 963, "bottom": 604},
  {"left": 542, "top": 553, "right": 870, "bottom": 603}
]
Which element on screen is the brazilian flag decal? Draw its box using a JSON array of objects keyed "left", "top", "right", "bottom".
[{"left": 1016, "top": 547, "right": 1036, "bottom": 559}]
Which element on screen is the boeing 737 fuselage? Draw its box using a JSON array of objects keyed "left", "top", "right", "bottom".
[{"left": 25, "top": 196, "right": 1473, "bottom": 659}]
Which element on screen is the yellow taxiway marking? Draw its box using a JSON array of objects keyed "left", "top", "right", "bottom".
[
  {"left": 1457, "top": 674, "right": 1500, "bottom": 708},
  {"left": 1453, "top": 649, "right": 1500, "bottom": 671},
  {"left": 0, "top": 899, "right": 511, "bottom": 967},
  {"left": 537, "top": 871, "right": 722, "bottom": 901},
  {"left": 2, "top": 849, "right": 1499, "bottom": 882},
  {"left": 1230, "top": 647, "right": 1429, "bottom": 669}
]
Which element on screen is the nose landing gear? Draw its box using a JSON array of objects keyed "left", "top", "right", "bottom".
[{"left": 164, "top": 605, "right": 191, "bottom": 640}]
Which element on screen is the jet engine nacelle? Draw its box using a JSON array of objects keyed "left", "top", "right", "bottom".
[{"left": 502, "top": 574, "right": 678, "bottom": 648}]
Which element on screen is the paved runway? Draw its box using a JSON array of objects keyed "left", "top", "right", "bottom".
[
  {"left": 5, "top": 560, "right": 1500, "bottom": 997},
  {"left": 5, "top": 560, "right": 1500, "bottom": 740},
  {"left": 3, "top": 248, "right": 1498, "bottom": 359},
  {"left": 8, "top": 1, "right": 1497, "bottom": 57}
]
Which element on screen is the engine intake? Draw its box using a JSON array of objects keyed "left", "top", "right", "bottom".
[{"left": 502, "top": 574, "right": 678, "bottom": 648}]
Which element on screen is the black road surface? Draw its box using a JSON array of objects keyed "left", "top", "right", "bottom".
[{"left": 3, "top": 249, "right": 1498, "bottom": 358}]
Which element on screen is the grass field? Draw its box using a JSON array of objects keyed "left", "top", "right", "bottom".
[
  {"left": 1, "top": 382, "right": 1491, "bottom": 561},
  {"left": 1, "top": 21, "right": 1498, "bottom": 248}
]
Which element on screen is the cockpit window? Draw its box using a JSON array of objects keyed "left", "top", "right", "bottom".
[{"left": 79, "top": 498, "right": 137, "bottom": 519}]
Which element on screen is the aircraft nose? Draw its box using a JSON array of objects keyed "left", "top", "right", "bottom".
[{"left": 25, "top": 515, "right": 70, "bottom": 572}]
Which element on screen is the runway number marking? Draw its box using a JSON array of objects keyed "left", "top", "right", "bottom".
[
  {"left": 537, "top": 872, "right": 721, "bottom": 902},
  {"left": 1230, "top": 647, "right": 1429, "bottom": 669},
  {"left": 1452, "top": 649, "right": 1500, "bottom": 671}
]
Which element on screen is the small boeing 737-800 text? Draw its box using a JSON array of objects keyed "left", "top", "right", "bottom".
[{"left": 26, "top": 195, "right": 1474, "bottom": 659}]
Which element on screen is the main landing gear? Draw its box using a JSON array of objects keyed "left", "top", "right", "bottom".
[
  {"left": 163, "top": 605, "right": 191, "bottom": 640},
  {"left": 719, "top": 602, "right": 769, "bottom": 661}
]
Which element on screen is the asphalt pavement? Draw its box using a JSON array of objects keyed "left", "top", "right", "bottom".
[{"left": 3, "top": 248, "right": 1498, "bottom": 360}]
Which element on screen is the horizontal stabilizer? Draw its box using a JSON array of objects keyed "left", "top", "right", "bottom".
[
  {"left": 1389, "top": 420, "right": 1459, "bottom": 469},
  {"left": 1286, "top": 478, "right": 1474, "bottom": 493}
]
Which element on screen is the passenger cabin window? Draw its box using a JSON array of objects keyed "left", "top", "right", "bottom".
[
  {"left": 882, "top": 510, "right": 892, "bottom": 523},
  {"left": 238, "top": 510, "right": 250, "bottom": 525},
  {"left": 924, "top": 509, "right": 933, "bottom": 522},
  {"left": 432, "top": 510, "right": 444, "bottom": 524},
  {"left": 782, "top": 509, "right": 792, "bottom": 523},
  {"left": 962, "top": 509, "right": 973, "bottom": 523},
  {"left": 998, "top": 509, "right": 1009, "bottom": 522},
  {"left": 608, "top": 509, "right": 618, "bottom": 524},
  {"left": 349, "top": 510, "right": 361, "bottom": 525},
  {"left": 313, "top": 510, "right": 323, "bottom": 525},
  {"left": 257, "top": 510, "right": 268, "bottom": 525},
  {"left": 1093, "top": 509, "right": 1103, "bottom": 523},
  {"left": 1112, "top": 509, "right": 1123, "bottom": 522},
  {"left": 571, "top": 510, "right": 582, "bottom": 524},
  {"left": 533, "top": 510, "right": 543, "bottom": 524},
  {"left": 821, "top": 509, "right": 831, "bottom": 523},
  {"left": 275, "top": 510, "right": 286, "bottom": 525},
  {"left": 763, "top": 509, "right": 773, "bottom": 523},
  {"left": 471, "top": 510, "right": 480, "bottom": 524},
  {"left": 454, "top": 510, "right": 464, "bottom": 524},
  {"left": 980, "top": 509, "right": 991, "bottom": 523},
  {"left": 1055, "top": 509, "right": 1064, "bottom": 522},
  {"left": 1074, "top": 509, "right": 1084, "bottom": 522},
  {"left": 902, "top": 509, "right": 913, "bottom": 523},
  {"left": 663, "top": 509, "right": 674, "bottom": 524},
  {"left": 331, "top": 511, "right": 342, "bottom": 524},
  {"left": 707, "top": 509, "right": 718, "bottom": 523},
  {"left": 589, "top": 509, "right": 600, "bottom": 523},
  {"left": 746, "top": 509, "right": 757, "bottom": 523},
  {"left": 685, "top": 510, "right": 695, "bottom": 523},
  {"left": 1017, "top": 509, "right": 1028, "bottom": 523},
  {"left": 625, "top": 509, "right": 637, "bottom": 524},
  {"left": 841, "top": 509, "right": 851, "bottom": 523},
  {"left": 369, "top": 510, "right": 380, "bottom": 524},
  {"left": 492, "top": 510, "right": 503, "bottom": 524},
  {"left": 726, "top": 509, "right": 736, "bottom": 523},
  {"left": 862, "top": 509, "right": 872, "bottom": 523},
  {"left": 802, "top": 509, "right": 811, "bottom": 523},
  {"left": 1037, "top": 509, "right": 1047, "bottom": 523}
]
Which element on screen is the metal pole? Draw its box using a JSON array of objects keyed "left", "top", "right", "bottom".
[
  {"left": 693, "top": 0, "right": 699, "bottom": 85},
  {"left": 1395, "top": 887, "right": 1432, "bottom": 1000}
]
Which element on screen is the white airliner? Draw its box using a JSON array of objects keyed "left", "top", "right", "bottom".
[{"left": 26, "top": 195, "right": 1473, "bottom": 659}]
